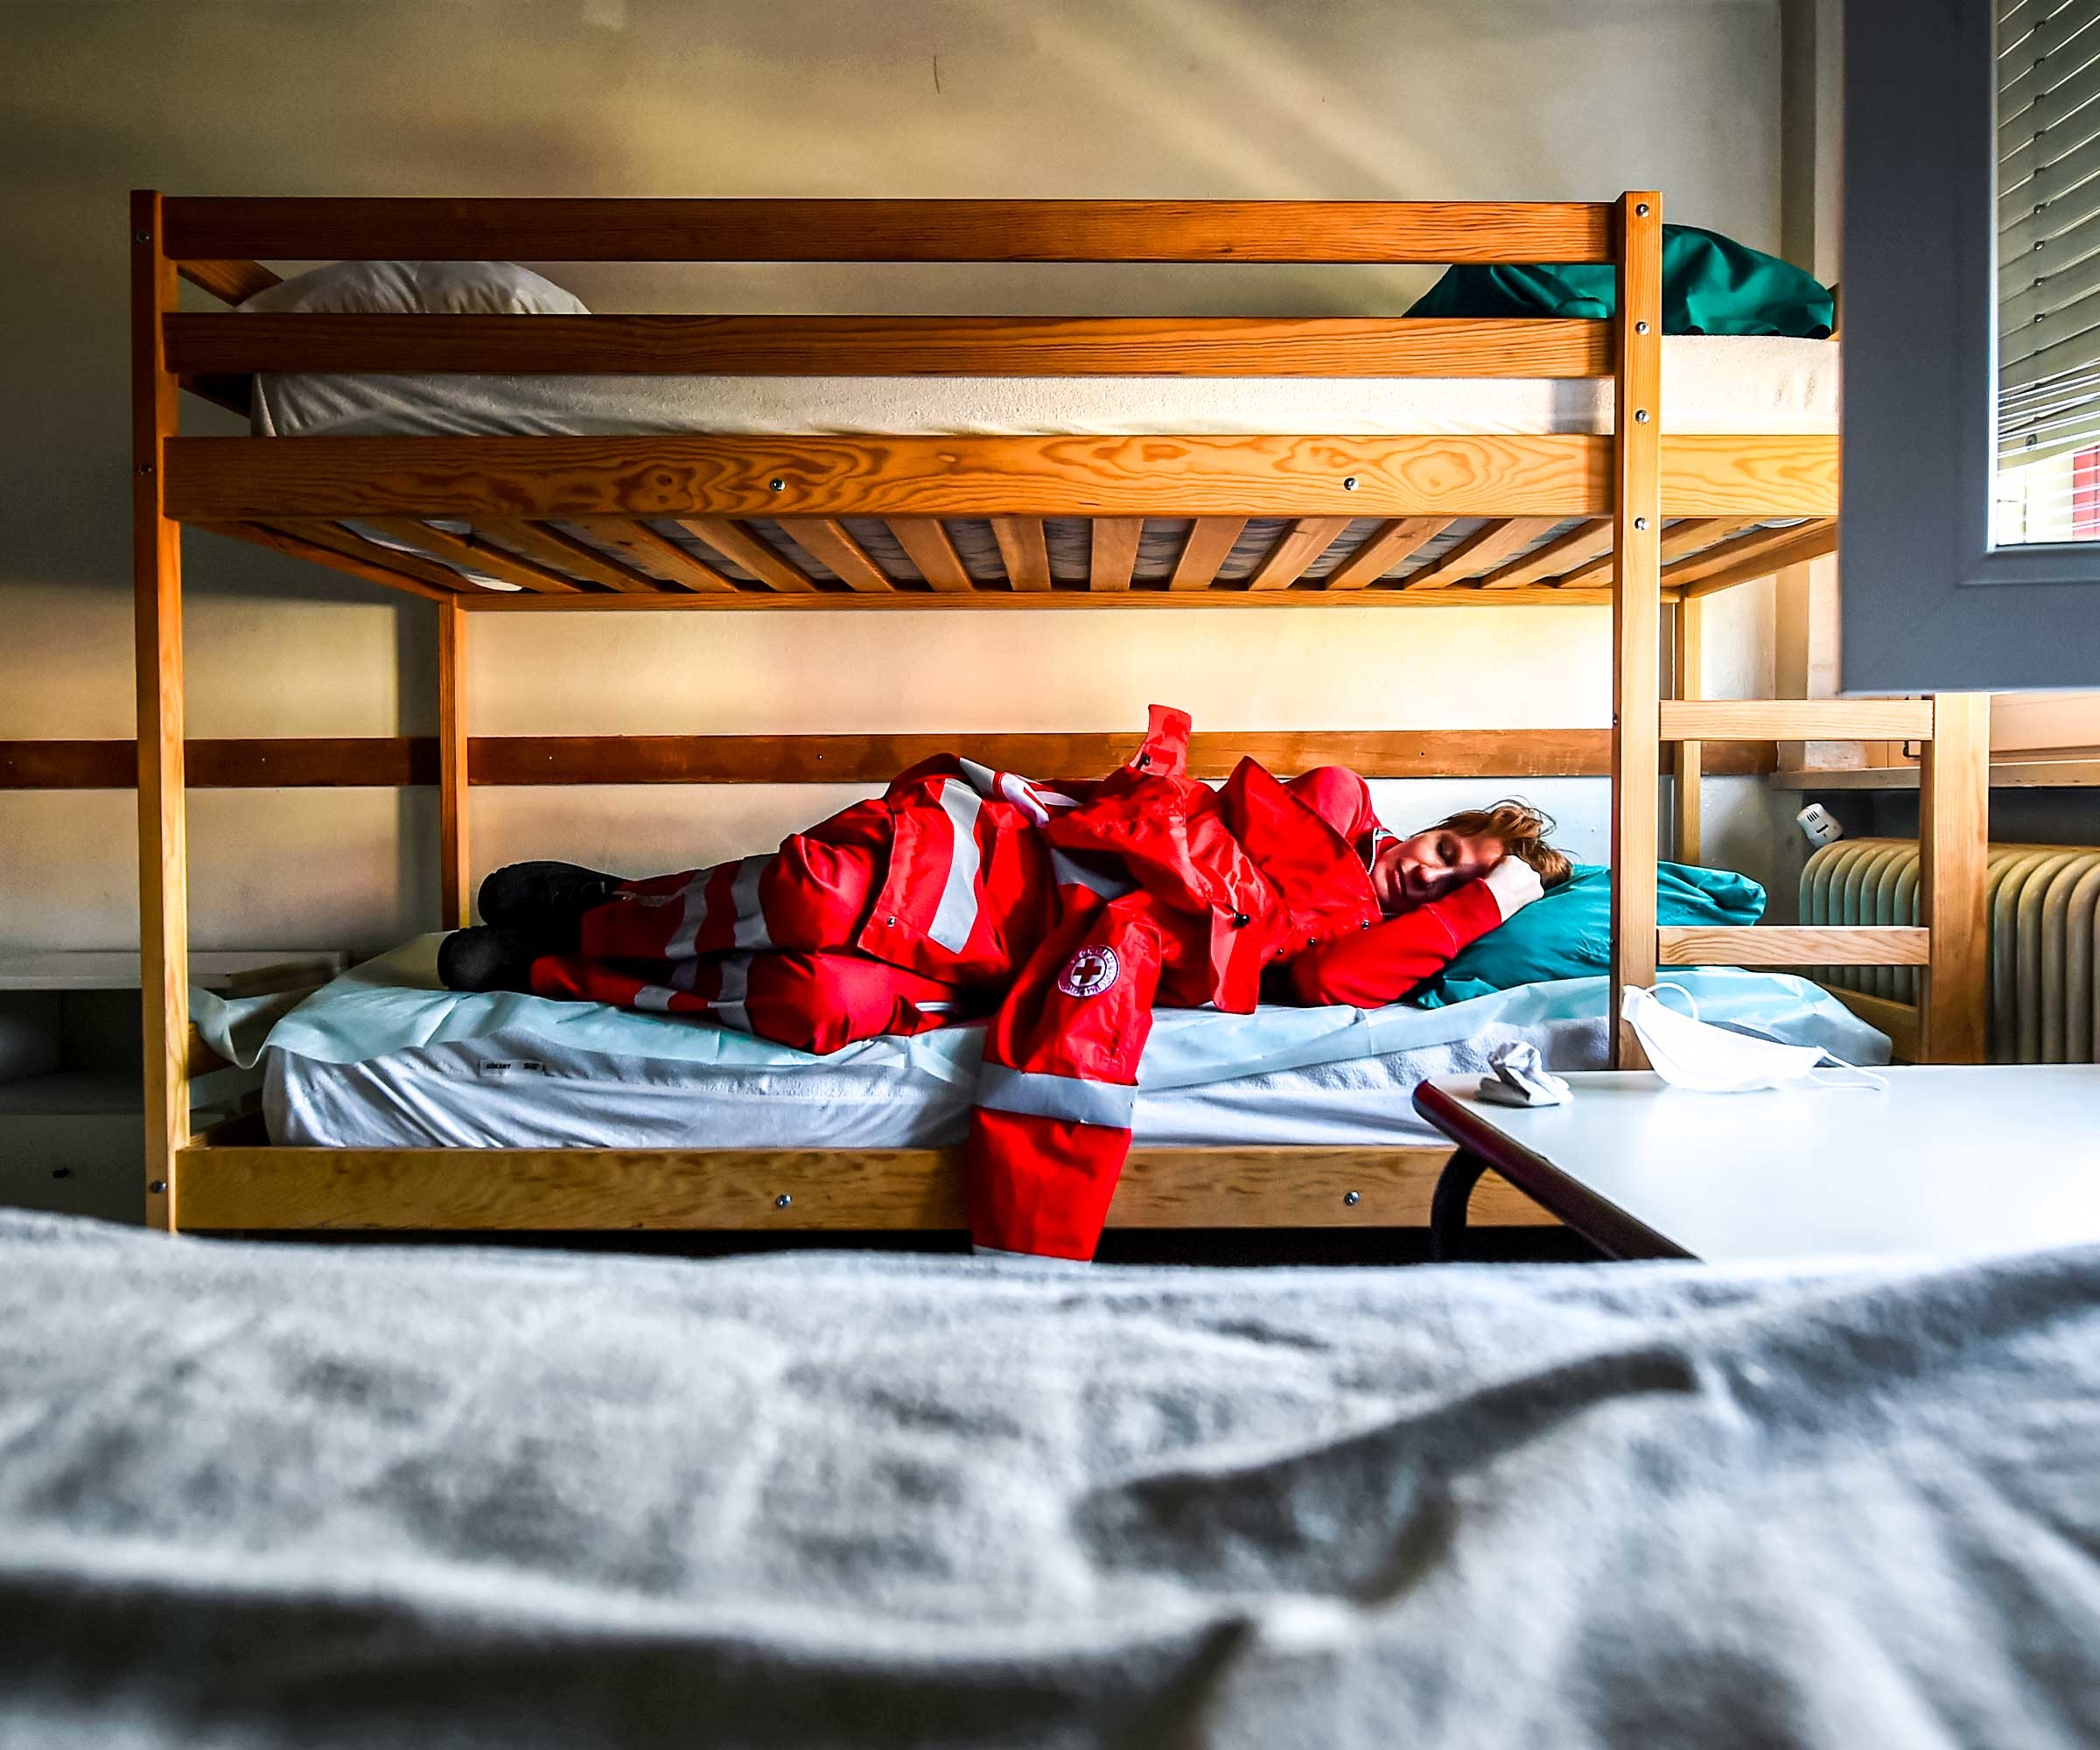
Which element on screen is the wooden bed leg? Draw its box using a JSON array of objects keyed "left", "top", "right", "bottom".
[
  {"left": 1671, "top": 597, "right": 1704, "bottom": 866},
  {"left": 133, "top": 190, "right": 189, "bottom": 1231},
  {"left": 1921, "top": 693, "right": 1990, "bottom": 1063},
  {"left": 438, "top": 596, "right": 472, "bottom": 928},
  {"left": 1610, "top": 191, "right": 1663, "bottom": 1068}
]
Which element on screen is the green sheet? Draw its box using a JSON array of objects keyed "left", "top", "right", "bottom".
[{"left": 1407, "top": 225, "right": 1833, "bottom": 338}]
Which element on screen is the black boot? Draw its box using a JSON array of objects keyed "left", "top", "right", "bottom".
[
  {"left": 438, "top": 926, "right": 542, "bottom": 994},
  {"left": 475, "top": 860, "right": 622, "bottom": 950}
]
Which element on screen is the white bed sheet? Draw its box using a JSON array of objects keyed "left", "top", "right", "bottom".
[
  {"left": 250, "top": 942, "right": 1888, "bottom": 1152},
  {"left": 251, "top": 335, "right": 1838, "bottom": 440}
]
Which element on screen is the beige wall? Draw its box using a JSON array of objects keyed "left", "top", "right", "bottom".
[{"left": 1, "top": 0, "right": 1784, "bottom": 956}]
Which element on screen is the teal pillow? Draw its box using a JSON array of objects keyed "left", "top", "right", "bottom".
[
  {"left": 1405, "top": 225, "right": 1833, "bottom": 339},
  {"left": 1410, "top": 861, "right": 1766, "bottom": 1008}
]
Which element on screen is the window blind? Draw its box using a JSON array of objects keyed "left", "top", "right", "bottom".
[{"left": 2001, "top": 0, "right": 2100, "bottom": 467}]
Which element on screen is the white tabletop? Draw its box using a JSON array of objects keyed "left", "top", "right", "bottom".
[{"left": 1419, "top": 1067, "right": 2100, "bottom": 1264}]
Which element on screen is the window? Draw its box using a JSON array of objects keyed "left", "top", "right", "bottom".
[{"left": 1998, "top": 0, "right": 2100, "bottom": 544}]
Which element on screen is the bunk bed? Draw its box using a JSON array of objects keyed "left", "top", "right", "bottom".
[{"left": 125, "top": 191, "right": 1992, "bottom": 1237}]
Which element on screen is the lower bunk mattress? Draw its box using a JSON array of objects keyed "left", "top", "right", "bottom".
[{"left": 242, "top": 939, "right": 1891, "bottom": 1152}]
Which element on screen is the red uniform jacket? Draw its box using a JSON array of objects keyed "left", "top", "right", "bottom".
[{"left": 961, "top": 706, "right": 1508, "bottom": 1261}]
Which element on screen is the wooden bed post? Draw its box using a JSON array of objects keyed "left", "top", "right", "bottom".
[
  {"left": 438, "top": 597, "right": 472, "bottom": 928},
  {"left": 1671, "top": 596, "right": 1704, "bottom": 865},
  {"left": 1610, "top": 192, "right": 1664, "bottom": 1067},
  {"left": 1921, "top": 692, "right": 1990, "bottom": 1062},
  {"left": 132, "top": 190, "right": 189, "bottom": 1230}
]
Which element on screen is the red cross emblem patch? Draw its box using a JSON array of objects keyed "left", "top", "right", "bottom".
[{"left": 1057, "top": 944, "right": 1120, "bottom": 998}]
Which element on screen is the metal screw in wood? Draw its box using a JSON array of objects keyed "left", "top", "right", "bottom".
[
  {"left": 1634, "top": 409, "right": 1650, "bottom": 423},
  {"left": 1344, "top": 1190, "right": 1361, "bottom": 1206},
  {"left": 1342, "top": 476, "right": 1359, "bottom": 490},
  {"left": 148, "top": 1180, "right": 166, "bottom": 1194},
  {"left": 768, "top": 479, "right": 787, "bottom": 492},
  {"left": 774, "top": 1193, "right": 792, "bottom": 1208},
  {"left": 1634, "top": 517, "right": 1649, "bottom": 531}
]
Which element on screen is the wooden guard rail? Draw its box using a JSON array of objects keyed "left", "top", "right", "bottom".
[{"left": 4, "top": 732, "right": 1779, "bottom": 791}]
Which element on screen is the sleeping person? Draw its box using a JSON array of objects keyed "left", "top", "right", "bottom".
[{"left": 440, "top": 705, "right": 1570, "bottom": 1261}]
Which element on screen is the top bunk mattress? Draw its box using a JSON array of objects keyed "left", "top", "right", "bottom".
[{"left": 250, "top": 335, "right": 1839, "bottom": 440}]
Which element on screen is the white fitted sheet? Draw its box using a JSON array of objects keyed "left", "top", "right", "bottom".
[
  {"left": 251, "top": 335, "right": 1838, "bottom": 440},
  {"left": 252, "top": 942, "right": 1889, "bottom": 1152}
]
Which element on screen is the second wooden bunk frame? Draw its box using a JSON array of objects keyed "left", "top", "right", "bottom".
[{"left": 131, "top": 190, "right": 1992, "bottom": 1238}]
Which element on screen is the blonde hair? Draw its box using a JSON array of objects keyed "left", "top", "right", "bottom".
[{"left": 1432, "top": 800, "right": 1573, "bottom": 887}]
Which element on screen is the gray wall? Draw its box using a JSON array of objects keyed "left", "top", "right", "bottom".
[{"left": 2, "top": 0, "right": 1786, "bottom": 958}]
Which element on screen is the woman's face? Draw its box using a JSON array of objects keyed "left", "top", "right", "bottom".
[{"left": 1371, "top": 829, "right": 1507, "bottom": 915}]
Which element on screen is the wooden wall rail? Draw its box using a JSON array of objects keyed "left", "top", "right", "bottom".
[
  {"left": 2, "top": 732, "right": 1780, "bottom": 790},
  {"left": 169, "top": 1141, "right": 1556, "bottom": 1231},
  {"left": 164, "top": 314, "right": 1614, "bottom": 380},
  {"left": 161, "top": 198, "right": 1617, "bottom": 265},
  {"left": 163, "top": 433, "right": 1839, "bottom": 524}
]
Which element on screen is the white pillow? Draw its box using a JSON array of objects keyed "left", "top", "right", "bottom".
[{"left": 239, "top": 260, "right": 589, "bottom": 316}]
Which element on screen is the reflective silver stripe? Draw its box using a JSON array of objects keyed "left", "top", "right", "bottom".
[
  {"left": 957, "top": 757, "right": 1001, "bottom": 799},
  {"left": 926, "top": 778, "right": 984, "bottom": 954},
  {"left": 663, "top": 867, "right": 716, "bottom": 960},
  {"left": 632, "top": 984, "right": 678, "bottom": 1013},
  {"left": 976, "top": 1063, "right": 1137, "bottom": 1130},
  {"left": 730, "top": 855, "right": 772, "bottom": 949},
  {"left": 710, "top": 954, "right": 752, "bottom": 1032},
  {"left": 1050, "top": 848, "right": 1136, "bottom": 900}
]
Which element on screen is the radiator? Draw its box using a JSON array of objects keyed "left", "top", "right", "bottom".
[{"left": 1802, "top": 838, "right": 2100, "bottom": 1062}]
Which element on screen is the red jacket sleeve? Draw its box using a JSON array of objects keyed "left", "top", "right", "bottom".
[{"left": 1285, "top": 878, "right": 1504, "bottom": 1008}]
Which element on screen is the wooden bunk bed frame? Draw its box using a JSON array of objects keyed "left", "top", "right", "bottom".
[{"left": 122, "top": 189, "right": 1991, "bottom": 1237}]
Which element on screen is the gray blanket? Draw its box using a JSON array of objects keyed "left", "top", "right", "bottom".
[{"left": 4, "top": 1213, "right": 2097, "bottom": 1748}]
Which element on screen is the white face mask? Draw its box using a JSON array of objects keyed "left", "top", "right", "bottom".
[{"left": 1621, "top": 984, "right": 1886, "bottom": 1095}]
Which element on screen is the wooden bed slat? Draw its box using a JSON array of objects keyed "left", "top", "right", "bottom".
[
  {"left": 676, "top": 517, "right": 818, "bottom": 592},
  {"left": 163, "top": 197, "right": 1616, "bottom": 266},
  {"left": 174, "top": 259, "right": 279, "bottom": 304},
  {"left": 1246, "top": 517, "right": 1353, "bottom": 591},
  {"left": 1317, "top": 518, "right": 1450, "bottom": 591},
  {"left": 1478, "top": 519, "right": 1614, "bottom": 589},
  {"left": 778, "top": 519, "right": 898, "bottom": 592},
  {"left": 363, "top": 518, "right": 584, "bottom": 595},
  {"left": 1401, "top": 517, "right": 1562, "bottom": 590},
  {"left": 164, "top": 312, "right": 1615, "bottom": 379},
  {"left": 1088, "top": 518, "right": 1144, "bottom": 592},
  {"left": 165, "top": 432, "right": 1842, "bottom": 523},
  {"left": 887, "top": 518, "right": 976, "bottom": 592},
  {"left": 990, "top": 515, "right": 1053, "bottom": 592},
  {"left": 1670, "top": 519, "right": 1838, "bottom": 598},
  {"left": 1, "top": 732, "right": 1779, "bottom": 790},
  {"left": 1658, "top": 926, "right": 1931, "bottom": 967},
  {"left": 1545, "top": 516, "right": 1760, "bottom": 590},
  {"left": 199, "top": 521, "right": 471, "bottom": 604},
  {"left": 478, "top": 519, "right": 667, "bottom": 594},
  {"left": 170, "top": 1141, "right": 1558, "bottom": 1232},
  {"left": 586, "top": 521, "right": 737, "bottom": 592},
  {"left": 1167, "top": 518, "right": 1248, "bottom": 590}
]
